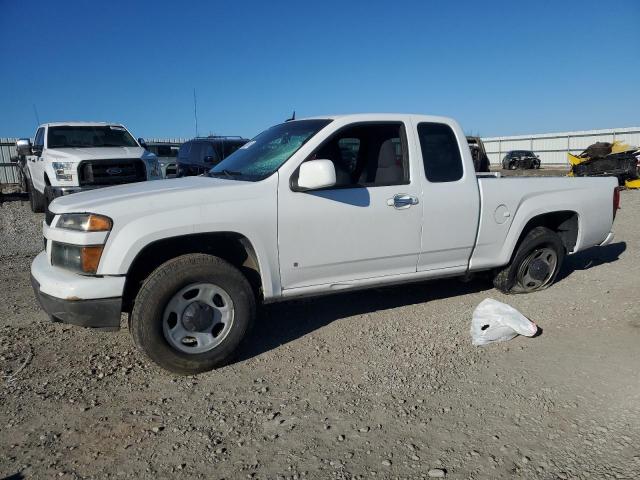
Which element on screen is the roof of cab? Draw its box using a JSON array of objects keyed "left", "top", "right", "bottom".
[
  {"left": 43, "top": 122, "right": 125, "bottom": 128},
  {"left": 296, "top": 113, "right": 456, "bottom": 123}
]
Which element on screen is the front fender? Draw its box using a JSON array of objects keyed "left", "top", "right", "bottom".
[{"left": 97, "top": 176, "right": 281, "bottom": 299}]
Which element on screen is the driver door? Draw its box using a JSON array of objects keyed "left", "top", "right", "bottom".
[{"left": 277, "top": 122, "right": 423, "bottom": 290}]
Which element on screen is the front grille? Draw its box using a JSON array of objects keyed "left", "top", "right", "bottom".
[{"left": 78, "top": 159, "right": 146, "bottom": 186}]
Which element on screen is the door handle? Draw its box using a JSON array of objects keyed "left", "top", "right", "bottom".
[{"left": 387, "top": 194, "right": 419, "bottom": 209}]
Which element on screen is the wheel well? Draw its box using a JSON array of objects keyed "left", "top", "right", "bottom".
[
  {"left": 517, "top": 211, "right": 578, "bottom": 253},
  {"left": 121, "top": 232, "right": 262, "bottom": 312},
  {"left": 44, "top": 174, "right": 51, "bottom": 186}
]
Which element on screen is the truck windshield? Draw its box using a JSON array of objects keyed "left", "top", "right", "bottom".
[
  {"left": 47, "top": 126, "right": 139, "bottom": 148},
  {"left": 209, "top": 120, "right": 332, "bottom": 181}
]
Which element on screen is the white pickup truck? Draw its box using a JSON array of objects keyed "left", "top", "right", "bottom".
[
  {"left": 30, "top": 114, "right": 619, "bottom": 374},
  {"left": 16, "top": 122, "right": 162, "bottom": 212}
]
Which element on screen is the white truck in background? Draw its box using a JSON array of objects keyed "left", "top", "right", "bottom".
[
  {"left": 30, "top": 114, "right": 619, "bottom": 375},
  {"left": 16, "top": 122, "right": 162, "bottom": 212}
]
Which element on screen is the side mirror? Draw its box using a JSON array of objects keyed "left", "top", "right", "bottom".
[
  {"left": 138, "top": 137, "right": 148, "bottom": 150},
  {"left": 296, "top": 159, "right": 336, "bottom": 191},
  {"left": 16, "top": 138, "right": 31, "bottom": 156}
]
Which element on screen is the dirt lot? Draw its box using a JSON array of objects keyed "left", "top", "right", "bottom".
[{"left": 1, "top": 178, "right": 639, "bottom": 479}]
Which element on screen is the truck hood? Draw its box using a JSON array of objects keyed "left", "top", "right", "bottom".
[
  {"left": 47, "top": 146, "right": 147, "bottom": 160},
  {"left": 49, "top": 176, "right": 255, "bottom": 215}
]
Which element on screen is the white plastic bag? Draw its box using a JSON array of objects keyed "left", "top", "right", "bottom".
[{"left": 470, "top": 298, "right": 538, "bottom": 346}]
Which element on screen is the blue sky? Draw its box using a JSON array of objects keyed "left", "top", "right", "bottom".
[{"left": 1, "top": 0, "right": 638, "bottom": 139}]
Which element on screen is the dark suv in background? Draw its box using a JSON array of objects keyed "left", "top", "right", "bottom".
[
  {"left": 502, "top": 150, "right": 541, "bottom": 170},
  {"left": 176, "top": 136, "right": 249, "bottom": 177}
]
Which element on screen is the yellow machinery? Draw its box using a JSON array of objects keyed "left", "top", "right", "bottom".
[{"left": 568, "top": 141, "right": 640, "bottom": 189}]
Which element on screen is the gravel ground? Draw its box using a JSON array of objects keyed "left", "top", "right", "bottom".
[{"left": 1, "top": 186, "right": 639, "bottom": 479}]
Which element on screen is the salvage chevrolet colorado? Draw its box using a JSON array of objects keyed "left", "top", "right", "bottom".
[
  {"left": 16, "top": 122, "right": 162, "bottom": 212},
  {"left": 30, "top": 114, "right": 618, "bottom": 374}
]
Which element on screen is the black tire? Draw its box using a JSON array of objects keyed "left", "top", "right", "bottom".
[
  {"left": 129, "top": 253, "right": 255, "bottom": 375},
  {"left": 44, "top": 185, "right": 56, "bottom": 209},
  {"left": 509, "top": 162, "right": 517, "bottom": 170},
  {"left": 28, "top": 179, "right": 46, "bottom": 213},
  {"left": 19, "top": 167, "right": 29, "bottom": 193},
  {"left": 493, "top": 226, "right": 565, "bottom": 294}
]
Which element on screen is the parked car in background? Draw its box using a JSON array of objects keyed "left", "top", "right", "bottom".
[
  {"left": 176, "top": 136, "right": 249, "bottom": 177},
  {"left": 502, "top": 150, "right": 541, "bottom": 170},
  {"left": 16, "top": 122, "right": 162, "bottom": 212},
  {"left": 145, "top": 142, "right": 181, "bottom": 178},
  {"left": 32, "top": 113, "right": 618, "bottom": 374}
]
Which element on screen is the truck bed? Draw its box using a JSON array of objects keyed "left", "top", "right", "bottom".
[{"left": 470, "top": 175, "right": 617, "bottom": 271}]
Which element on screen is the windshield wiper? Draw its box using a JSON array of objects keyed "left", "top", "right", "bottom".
[{"left": 210, "top": 169, "right": 243, "bottom": 179}]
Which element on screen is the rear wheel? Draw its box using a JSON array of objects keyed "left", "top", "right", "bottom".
[
  {"left": 28, "top": 179, "right": 46, "bottom": 213},
  {"left": 493, "top": 226, "right": 565, "bottom": 294},
  {"left": 129, "top": 254, "right": 255, "bottom": 375}
]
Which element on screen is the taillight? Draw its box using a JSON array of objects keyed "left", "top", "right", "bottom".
[{"left": 613, "top": 187, "right": 621, "bottom": 219}]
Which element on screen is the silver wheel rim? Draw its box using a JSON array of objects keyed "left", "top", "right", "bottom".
[
  {"left": 162, "top": 282, "right": 234, "bottom": 354},
  {"left": 517, "top": 247, "right": 558, "bottom": 292}
]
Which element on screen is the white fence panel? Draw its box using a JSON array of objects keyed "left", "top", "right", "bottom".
[{"left": 483, "top": 127, "right": 640, "bottom": 166}]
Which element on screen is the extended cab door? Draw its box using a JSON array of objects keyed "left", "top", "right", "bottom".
[
  {"left": 277, "top": 121, "right": 423, "bottom": 290},
  {"left": 413, "top": 120, "right": 480, "bottom": 272}
]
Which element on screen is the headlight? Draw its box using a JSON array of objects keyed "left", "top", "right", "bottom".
[
  {"left": 51, "top": 242, "right": 104, "bottom": 274},
  {"left": 52, "top": 162, "right": 75, "bottom": 181},
  {"left": 57, "top": 213, "right": 112, "bottom": 231}
]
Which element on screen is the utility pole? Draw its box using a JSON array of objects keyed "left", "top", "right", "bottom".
[{"left": 193, "top": 88, "right": 199, "bottom": 137}]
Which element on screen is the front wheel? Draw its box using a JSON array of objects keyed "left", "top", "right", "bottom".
[
  {"left": 28, "top": 179, "right": 46, "bottom": 213},
  {"left": 493, "top": 226, "right": 565, "bottom": 294},
  {"left": 129, "top": 254, "right": 256, "bottom": 374}
]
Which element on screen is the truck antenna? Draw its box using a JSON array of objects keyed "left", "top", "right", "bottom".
[
  {"left": 285, "top": 110, "right": 295, "bottom": 122},
  {"left": 33, "top": 104, "right": 41, "bottom": 126},
  {"left": 193, "top": 88, "right": 199, "bottom": 137}
]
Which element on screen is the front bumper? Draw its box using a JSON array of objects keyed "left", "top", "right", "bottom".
[
  {"left": 30, "top": 251, "right": 125, "bottom": 330},
  {"left": 599, "top": 231, "right": 615, "bottom": 247},
  {"left": 46, "top": 185, "right": 102, "bottom": 199},
  {"left": 159, "top": 162, "right": 177, "bottom": 179},
  {"left": 31, "top": 276, "right": 122, "bottom": 330}
]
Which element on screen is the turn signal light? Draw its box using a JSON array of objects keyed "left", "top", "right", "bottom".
[
  {"left": 86, "top": 215, "right": 112, "bottom": 231},
  {"left": 80, "top": 246, "right": 104, "bottom": 273}
]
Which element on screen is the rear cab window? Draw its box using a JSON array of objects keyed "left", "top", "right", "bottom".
[{"left": 417, "top": 122, "right": 463, "bottom": 182}]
